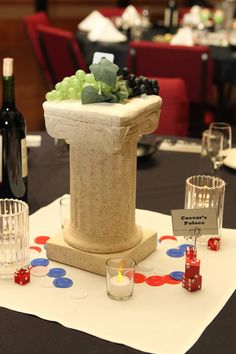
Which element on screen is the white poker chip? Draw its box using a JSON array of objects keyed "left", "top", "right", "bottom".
[
  {"left": 70, "top": 287, "right": 88, "bottom": 299},
  {"left": 30, "top": 266, "right": 48, "bottom": 277},
  {"left": 39, "top": 277, "right": 54, "bottom": 288},
  {"left": 159, "top": 239, "right": 179, "bottom": 249},
  {"left": 136, "top": 261, "right": 156, "bottom": 273},
  {"left": 30, "top": 249, "right": 41, "bottom": 257}
]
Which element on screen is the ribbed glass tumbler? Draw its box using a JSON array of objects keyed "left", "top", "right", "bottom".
[
  {"left": 0, "top": 199, "right": 29, "bottom": 278},
  {"left": 184, "top": 175, "right": 225, "bottom": 244}
]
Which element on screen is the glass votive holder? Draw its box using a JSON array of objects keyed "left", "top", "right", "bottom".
[
  {"left": 106, "top": 257, "right": 135, "bottom": 300},
  {"left": 184, "top": 175, "right": 225, "bottom": 243},
  {"left": 0, "top": 199, "right": 29, "bottom": 278},
  {"left": 59, "top": 195, "right": 70, "bottom": 229}
]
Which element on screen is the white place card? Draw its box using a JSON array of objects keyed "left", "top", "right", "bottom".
[
  {"left": 171, "top": 208, "right": 218, "bottom": 237},
  {"left": 92, "top": 52, "right": 114, "bottom": 64}
]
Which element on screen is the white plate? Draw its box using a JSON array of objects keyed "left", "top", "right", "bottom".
[{"left": 224, "top": 148, "right": 236, "bottom": 169}]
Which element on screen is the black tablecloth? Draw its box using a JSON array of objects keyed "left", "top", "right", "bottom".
[
  {"left": 28, "top": 133, "right": 236, "bottom": 228},
  {"left": 1, "top": 132, "right": 236, "bottom": 354}
]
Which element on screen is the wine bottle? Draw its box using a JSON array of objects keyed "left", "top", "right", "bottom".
[
  {"left": 164, "top": 0, "right": 179, "bottom": 33},
  {"left": 0, "top": 58, "right": 28, "bottom": 202}
]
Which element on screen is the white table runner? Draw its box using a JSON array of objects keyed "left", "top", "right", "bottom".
[{"left": 0, "top": 197, "right": 235, "bottom": 354}]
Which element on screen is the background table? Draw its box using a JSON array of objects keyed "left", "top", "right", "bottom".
[
  {"left": 0, "top": 132, "right": 236, "bottom": 354},
  {"left": 76, "top": 28, "right": 236, "bottom": 122},
  {"left": 76, "top": 29, "right": 236, "bottom": 88}
]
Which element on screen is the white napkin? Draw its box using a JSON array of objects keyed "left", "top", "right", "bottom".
[
  {"left": 1, "top": 198, "right": 236, "bottom": 354},
  {"left": 182, "top": 5, "right": 202, "bottom": 28},
  {"left": 170, "top": 27, "right": 194, "bottom": 46},
  {"left": 122, "top": 5, "right": 141, "bottom": 28},
  {"left": 78, "top": 10, "right": 107, "bottom": 32},
  {"left": 87, "top": 17, "right": 127, "bottom": 43},
  {"left": 159, "top": 139, "right": 202, "bottom": 153}
]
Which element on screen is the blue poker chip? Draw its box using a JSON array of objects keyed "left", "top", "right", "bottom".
[
  {"left": 31, "top": 258, "right": 49, "bottom": 267},
  {"left": 53, "top": 277, "right": 73, "bottom": 288},
  {"left": 47, "top": 268, "right": 66, "bottom": 278},
  {"left": 169, "top": 271, "right": 184, "bottom": 280},
  {"left": 166, "top": 248, "right": 184, "bottom": 258},
  {"left": 178, "top": 244, "right": 193, "bottom": 252}
]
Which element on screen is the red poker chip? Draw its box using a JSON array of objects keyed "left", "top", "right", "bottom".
[
  {"left": 164, "top": 275, "right": 181, "bottom": 285},
  {"left": 30, "top": 246, "right": 42, "bottom": 253},
  {"left": 159, "top": 235, "right": 177, "bottom": 243},
  {"left": 34, "top": 236, "right": 50, "bottom": 245},
  {"left": 146, "top": 275, "right": 165, "bottom": 286},
  {"left": 134, "top": 272, "right": 146, "bottom": 284}
]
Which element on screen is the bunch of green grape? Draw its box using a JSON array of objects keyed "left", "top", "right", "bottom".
[
  {"left": 45, "top": 70, "right": 95, "bottom": 101},
  {"left": 45, "top": 59, "right": 160, "bottom": 105}
]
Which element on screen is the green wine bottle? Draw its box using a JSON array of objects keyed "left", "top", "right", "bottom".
[{"left": 0, "top": 58, "right": 28, "bottom": 202}]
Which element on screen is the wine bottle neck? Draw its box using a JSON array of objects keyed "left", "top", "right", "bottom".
[{"left": 1, "top": 75, "right": 16, "bottom": 110}]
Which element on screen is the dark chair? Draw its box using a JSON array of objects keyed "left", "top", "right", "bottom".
[
  {"left": 127, "top": 41, "right": 215, "bottom": 137},
  {"left": 37, "top": 24, "right": 87, "bottom": 86},
  {"left": 23, "top": 11, "right": 52, "bottom": 88}
]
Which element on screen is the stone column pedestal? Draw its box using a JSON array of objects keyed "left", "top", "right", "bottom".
[{"left": 43, "top": 95, "right": 162, "bottom": 275}]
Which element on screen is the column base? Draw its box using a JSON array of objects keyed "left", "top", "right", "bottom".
[{"left": 46, "top": 228, "right": 157, "bottom": 276}]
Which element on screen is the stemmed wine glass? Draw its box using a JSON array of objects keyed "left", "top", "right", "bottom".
[{"left": 207, "top": 122, "right": 232, "bottom": 174}]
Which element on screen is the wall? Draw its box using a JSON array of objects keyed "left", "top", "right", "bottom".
[{"left": 0, "top": 0, "right": 224, "bottom": 20}]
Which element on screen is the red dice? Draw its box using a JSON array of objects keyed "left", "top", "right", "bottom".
[
  {"left": 185, "top": 259, "right": 200, "bottom": 278},
  {"left": 183, "top": 246, "right": 202, "bottom": 292},
  {"left": 182, "top": 274, "right": 202, "bottom": 292},
  {"left": 14, "top": 267, "right": 30, "bottom": 285},
  {"left": 208, "top": 237, "right": 221, "bottom": 251},
  {"left": 185, "top": 246, "right": 197, "bottom": 261}
]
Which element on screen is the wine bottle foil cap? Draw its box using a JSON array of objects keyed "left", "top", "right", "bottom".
[{"left": 3, "top": 57, "right": 13, "bottom": 77}]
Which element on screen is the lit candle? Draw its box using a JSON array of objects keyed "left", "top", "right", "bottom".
[
  {"left": 106, "top": 257, "right": 135, "bottom": 300},
  {"left": 109, "top": 271, "right": 132, "bottom": 298}
]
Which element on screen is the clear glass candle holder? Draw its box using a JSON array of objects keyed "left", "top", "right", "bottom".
[
  {"left": 184, "top": 175, "right": 225, "bottom": 243},
  {"left": 0, "top": 199, "right": 29, "bottom": 278},
  {"left": 106, "top": 257, "right": 135, "bottom": 300}
]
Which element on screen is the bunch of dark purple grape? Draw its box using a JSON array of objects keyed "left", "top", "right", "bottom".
[{"left": 121, "top": 67, "right": 160, "bottom": 98}]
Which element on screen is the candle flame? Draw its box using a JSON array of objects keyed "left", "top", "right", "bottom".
[{"left": 117, "top": 271, "right": 123, "bottom": 282}]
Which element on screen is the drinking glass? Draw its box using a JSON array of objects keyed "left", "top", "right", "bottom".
[
  {"left": 185, "top": 175, "right": 225, "bottom": 244},
  {"left": 207, "top": 122, "right": 232, "bottom": 174},
  {"left": 0, "top": 199, "right": 29, "bottom": 278},
  {"left": 200, "top": 129, "right": 216, "bottom": 174},
  {"left": 59, "top": 195, "right": 70, "bottom": 229}
]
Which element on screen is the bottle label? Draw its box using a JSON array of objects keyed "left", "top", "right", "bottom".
[
  {"left": 0, "top": 135, "right": 2, "bottom": 183},
  {"left": 21, "top": 138, "right": 28, "bottom": 178}
]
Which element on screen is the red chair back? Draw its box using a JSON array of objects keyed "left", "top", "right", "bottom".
[
  {"left": 23, "top": 11, "right": 52, "bottom": 87},
  {"left": 128, "top": 41, "right": 213, "bottom": 103},
  {"left": 156, "top": 77, "right": 189, "bottom": 137},
  {"left": 37, "top": 25, "right": 87, "bottom": 85}
]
